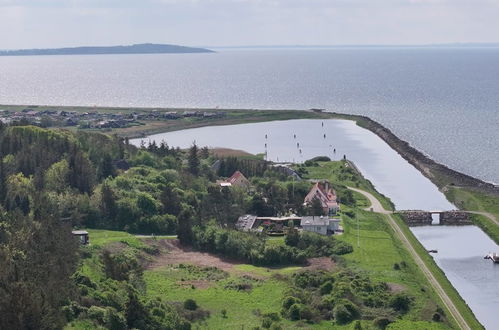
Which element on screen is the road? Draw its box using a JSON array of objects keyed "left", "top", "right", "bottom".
[{"left": 348, "top": 187, "right": 472, "bottom": 330}]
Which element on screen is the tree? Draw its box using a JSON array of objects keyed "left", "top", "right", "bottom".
[
  {"left": 310, "top": 197, "right": 325, "bottom": 216},
  {"left": 177, "top": 206, "right": 194, "bottom": 245},
  {"left": 187, "top": 143, "right": 200, "bottom": 176},
  {"left": 68, "top": 149, "right": 95, "bottom": 194},
  {"left": 389, "top": 293, "right": 412, "bottom": 313},
  {"left": 97, "top": 153, "right": 116, "bottom": 180},
  {"left": 0, "top": 209, "right": 79, "bottom": 330},
  {"left": 125, "top": 288, "right": 149, "bottom": 329},
  {"left": 5, "top": 173, "right": 33, "bottom": 215},
  {"left": 200, "top": 146, "right": 210, "bottom": 159},
  {"left": 160, "top": 184, "right": 181, "bottom": 216},
  {"left": 0, "top": 159, "right": 6, "bottom": 203},
  {"left": 285, "top": 228, "right": 300, "bottom": 247},
  {"left": 100, "top": 183, "right": 118, "bottom": 226},
  {"left": 44, "top": 159, "right": 70, "bottom": 193}
]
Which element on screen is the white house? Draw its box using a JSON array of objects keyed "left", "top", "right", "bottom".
[{"left": 300, "top": 216, "right": 340, "bottom": 235}]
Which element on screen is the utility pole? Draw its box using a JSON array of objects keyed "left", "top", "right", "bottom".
[{"left": 357, "top": 215, "right": 360, "bottom": 248}]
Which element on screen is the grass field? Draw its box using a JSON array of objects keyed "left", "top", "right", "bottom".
[
  {"left": 337, "top": 207, "right": 453, "bottom": 328},
  {"left": 445, "top": 187, "right": 499, "bottom": 243}
]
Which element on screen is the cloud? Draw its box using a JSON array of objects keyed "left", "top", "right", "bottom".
[{"left": 0, "top": 0, "right": 498, "bottom": 48}]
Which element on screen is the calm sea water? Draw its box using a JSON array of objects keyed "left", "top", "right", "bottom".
[
  {"left": 131, "top": 119, "right": 498, "bottom": 329},
  {"left": 0, "top": 48, "right": 498, "bottom": 183}
]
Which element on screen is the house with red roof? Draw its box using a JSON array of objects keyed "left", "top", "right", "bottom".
[
  {"left": 304, "top": 181, "right": 339, "bottom": 215},
  {"left": 218, "top": 171, "right": 251, "bottom": 190}
]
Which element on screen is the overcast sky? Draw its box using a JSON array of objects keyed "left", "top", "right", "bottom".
[{"left": 1, "top": 0, "right": 499, "bottom": 49}]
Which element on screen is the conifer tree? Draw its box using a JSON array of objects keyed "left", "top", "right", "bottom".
[{"left": 187, "top": 143, "right": 200, "bottom": 176}]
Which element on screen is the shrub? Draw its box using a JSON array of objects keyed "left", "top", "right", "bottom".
[
  {"left": 288, "top": 303, "right": 302, "bottom": 321},
  {"left": 87, "top": 306, "right": 107, "bottom": 324},
  {"left": 183, "top": 299, "right": 198, "bottom": 311},
  {"left": 389, "top": 293, "right": 411, "bottom": 313},
  {"left": 282, "top": 296, "right": 301, "bottom": 311},
  {"left": 372, "top": 317, "right": 392, "bottom": 329},
  {"left": 299, "top": 305, "right": 313, "bottom": 321},
  {"left": 105, "top": 308, "right": 127, "bottom": 330},
  {"left": 320, "top": 281, "right": 334, "bottom": 295},
  {"left": 333, "top": 300, "right": 359, "bottom": 325}
]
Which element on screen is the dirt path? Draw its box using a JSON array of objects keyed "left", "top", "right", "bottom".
[
  {"left": 465, "top": 210, "right": 499, "bottom": 226},
  {"left": 348, "top": 187, "right": 472, "bottom": 330}
]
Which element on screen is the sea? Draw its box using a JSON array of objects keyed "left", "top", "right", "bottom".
[{"left": 0, "top": 47, "right": 498, "bottom": 184}]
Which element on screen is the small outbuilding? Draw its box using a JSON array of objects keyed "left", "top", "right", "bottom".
[{"left": 72, "top": 230, "right": 89, "bottom": 245}]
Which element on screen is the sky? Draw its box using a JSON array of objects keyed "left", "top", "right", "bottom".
[{"left": 1, "top": 0, "right": 499, "bottom": 49}]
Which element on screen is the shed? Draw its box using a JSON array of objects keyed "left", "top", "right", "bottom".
[{"left": 72, "top": 230, "right": 89, "bottom": 245}]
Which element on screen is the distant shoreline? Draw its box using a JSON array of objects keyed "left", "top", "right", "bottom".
[
  {"left": 0, "top": 43, "right": 214, "bottom": 57},
  {"left": 2, "top": 103, "right": 497, "bottom": 195}
]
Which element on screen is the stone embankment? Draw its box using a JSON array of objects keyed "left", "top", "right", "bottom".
[
  {"left": 440, "top": 211, "right": 472, "bottom": 225},
  {"left": 398, "top": 211, "right": 433, "bottom": 226}
]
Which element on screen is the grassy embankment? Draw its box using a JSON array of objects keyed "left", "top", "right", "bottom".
[{"left": 444, "top": 187, "right": 499, "bottom": 244}]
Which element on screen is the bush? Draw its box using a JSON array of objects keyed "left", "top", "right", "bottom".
[
  {"left": 372, "top": 317, "right": 392, "bottom": 329},
  {"left": 87, "top": 306, "right": 107, "bottom": 324},
  {"left": 333, "top": 300, "right": 359, "bottom": 325},
  {"left": 389, "top": 293, "right": 411, "bottom": 313},
  {"left": 105, "top": 308, "right": 127, "bottom": 330},
  {"left": 183, "top": 299, "right": 198, "bottom": 311},
  {"left": 320, "top": 281, "right": 334, "bottom": 295},
  {"left": 288, "top": 303, "right": 302, "bottom": 321},
  {"left": 282, "top": 296, "right": 301, "bottom": 311}
]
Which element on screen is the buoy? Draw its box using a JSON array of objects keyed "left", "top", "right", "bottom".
[
  {"left": 265, "top": 134, "right": 267, "bottom": 139},
  {"left": 297, "top": 142, "right": 299, "bottom": 148},
  {"left": 294, "top": 134, "right": 296, "bottom": 139},
  {"left": 324, "top": 134, "right": 326, "bottom": 138},
  {"left": 322, "top": 122, "right": 324, "bottom": 127}
]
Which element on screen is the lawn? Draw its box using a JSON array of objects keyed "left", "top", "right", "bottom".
[
  {"left": 337, "top": 207, "right": 453, "bottom": 328},
  {"left": 445, "top": 187, "right": 499, "bottom": 243},
  {"left": 144, "top": 265, "right": 338, "bottom": 329}
]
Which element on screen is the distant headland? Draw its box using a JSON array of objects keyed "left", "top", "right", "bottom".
[{"left": 0, "top": 43, "right": 214, "bottom": 56}]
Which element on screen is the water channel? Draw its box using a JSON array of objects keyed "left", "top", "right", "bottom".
[{"left": 131, "top": 119, "right": 498, "bottom": 329}]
